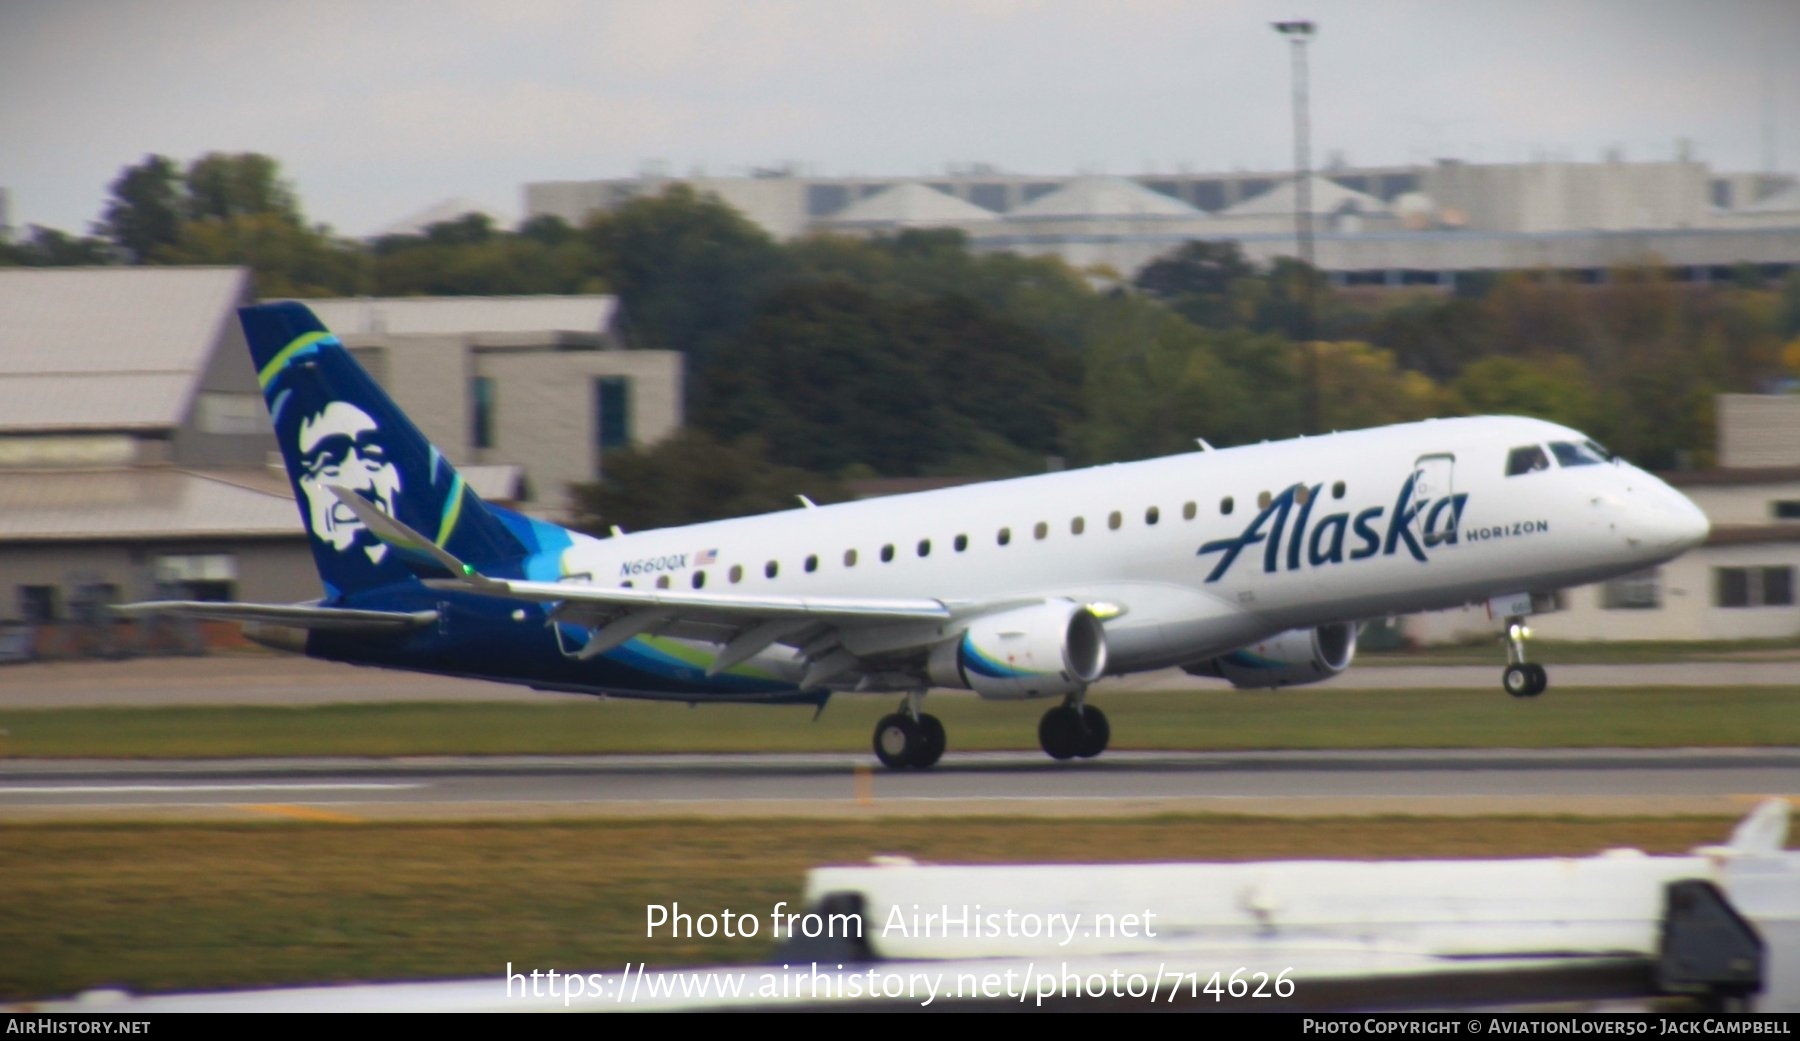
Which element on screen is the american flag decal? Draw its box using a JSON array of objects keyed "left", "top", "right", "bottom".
[{"left": 695, "top": 548, "right": 718, "bottom": 566}]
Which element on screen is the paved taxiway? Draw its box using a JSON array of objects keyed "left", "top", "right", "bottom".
[
  {"left": 1, "top": 749, "right": 1794, "bottom": 821},
  {"left": 4, "top": 657, "right": 1794, "bottom": 820},
  {"left": 3, "top": 655, "right": 1799, "bottom": 708}
]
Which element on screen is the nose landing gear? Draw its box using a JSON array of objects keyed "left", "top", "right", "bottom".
[{"left": 1501, "top": 617, "right": 1548, "bottom": 698}]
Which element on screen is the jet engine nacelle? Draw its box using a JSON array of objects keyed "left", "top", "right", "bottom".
[
  {"left": 927, "top": 600, "right": 1108, "bottom": 700},
  {"left": 1182, "top": 621, "right": 1357, "bottom": 690}
]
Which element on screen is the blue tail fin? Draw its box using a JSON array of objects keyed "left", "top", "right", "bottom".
[{"left": 243, "top": 301, "right": 527, "bottom": 601}]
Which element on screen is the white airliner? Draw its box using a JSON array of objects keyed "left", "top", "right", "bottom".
[{"left": 123, "top": 303, "right": 1712, "bottom": 770}]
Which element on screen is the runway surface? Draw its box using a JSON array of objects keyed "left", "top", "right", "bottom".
[
  {"left": 2, "top": 655, "right": 1798, "bottom": 708},
  {"left": 2, "top": 748, "right": 1794, "bottom": 821}
]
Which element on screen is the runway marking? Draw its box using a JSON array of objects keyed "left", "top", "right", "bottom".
[
  {"left": 240, "top": 803, "right": 368, "bottom": 824},
  {"left": 0, "top": 783, "right": 423, "bottom": 794}
]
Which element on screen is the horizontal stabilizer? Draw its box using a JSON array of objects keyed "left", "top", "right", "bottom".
[{"left": 112, "top": 601, "right": 438, "bottom": 632}]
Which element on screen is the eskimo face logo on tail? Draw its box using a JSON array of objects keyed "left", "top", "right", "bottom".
[{"left": 297, "top": 402, "right": 401, "bottom": 563}]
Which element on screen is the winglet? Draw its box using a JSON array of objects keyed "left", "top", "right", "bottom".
[{"left": 1726, "top": 798, "right": 1790, "bottom": 856}]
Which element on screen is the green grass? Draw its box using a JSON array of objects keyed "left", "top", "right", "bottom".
[
  {"left": 3, "top": 686, "right": 1798, "bottom": 758},
  {"left": 1360, "top": 637, "right": 1800, "bottom": 665},
  {"left": 0, "top": 815, "right": 1746, "bottom": 1001}
]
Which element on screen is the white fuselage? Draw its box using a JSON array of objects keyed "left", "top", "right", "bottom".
[{"left": 553, "top": 416, "right": 1710, "bottom": 680}]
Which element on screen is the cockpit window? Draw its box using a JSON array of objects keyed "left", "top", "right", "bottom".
[
  {"left": 1549, "top": 440, "right": 1608, "bottom": 467},
  {"left": 1506, "top": 444, "right": 1551, "bottom": 476}
]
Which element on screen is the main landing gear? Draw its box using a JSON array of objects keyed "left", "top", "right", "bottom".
[
  {"left": 1501, "top": 616, "right": 1548, "bottom": 698},
  {"left": 1038, "top": 697, "right": 1110, "bottom": 761},
  {"left": 872, "top": 692, "right": 945, "bottom": 769}
]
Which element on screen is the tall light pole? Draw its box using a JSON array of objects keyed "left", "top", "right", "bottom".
[{"left": 1274, "top": 18, "right": 1319, "bottom": 435}]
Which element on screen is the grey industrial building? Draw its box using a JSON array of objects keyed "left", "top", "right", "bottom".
[
  {"left": 0, "top": 268, "right": 680, "bottom": 651},
  {"left": 527, "top": 158, "right": 1800, "bottom": 285}
]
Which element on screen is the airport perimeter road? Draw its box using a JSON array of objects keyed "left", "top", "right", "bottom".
[
  {"left": 3, "top": 656, "right": 1800, "bottom": 708},
  {"left": 0, "top": 749, "right": 1793, "bottom": 821}
]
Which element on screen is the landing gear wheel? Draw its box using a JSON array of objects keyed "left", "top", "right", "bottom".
[
  {"left": 1074, "top": 706, "right": 1110, "bottom": 759},
  {"left": 873, "top": 713, "right": 921, "bottom": 768},
  {"left": 1038, "top": 705, "right": 1082, "bottom": 760},
  {"left": 1503, "top": 663, "right": 1546, "bottom": 699},
  {"left": 914, "top": 714, "right": 946, "bottom": 769}
]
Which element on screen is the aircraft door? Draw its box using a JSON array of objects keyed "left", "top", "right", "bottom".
[{"left": 1412, "top": 453, "right": 1456, "bottom": 547}]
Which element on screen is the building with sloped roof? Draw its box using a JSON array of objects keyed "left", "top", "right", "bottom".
[
  {"left": 0, "top": 270, "right": 678, "bottom": 652},
  {"left": 815, "top": 182, "right": 998, "bottom": 233},
  {"left": 0, "top": 267, "right": 316, "bottom": 635},
  {"left": 530, "top": 159, "right": 1800, "bottom": 284},
  {"left": 1210, "top": 175, "right": 1396, "bottom": 236}
]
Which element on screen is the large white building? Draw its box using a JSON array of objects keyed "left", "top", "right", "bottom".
[{"left": 527, "top": 158, "right": 1800, "bottom": 284}]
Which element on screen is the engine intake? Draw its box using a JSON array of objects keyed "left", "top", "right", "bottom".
[
  {"left": 928, "top": 600, "right": 1108, "bottom": 699},
  {"left": 1183, "top": 622, "right": 1357, "bottom": 690}
]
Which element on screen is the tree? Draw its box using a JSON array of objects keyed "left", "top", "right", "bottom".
[
  {"left": 97, "top": 155, "right": 184, "bottom": 262},
  {"left": 586, "top": 185, "right": 789, "bottom": 367},
  {"left": 1072, "top": 295, "right": 1298, "bottom": 463},
  {"left": 1311, "top": 341, "right": 1446, "bottom": 431},
  {"left": 423, "top": 213, "right": 496, "bottom": 248},
  {"left": 183, "top": 152, "right": 302, "bottom": 224},
  {"left": 568, "top": 430, "right": 850, "bottom": 533},
  {"left": 1133, "top": 239, "right": 1257, "bottom": 329},
  {"left": 1450, "top": 355, "right": 1600, "bottom": 432},
  {"left": 697, "top": 281, "right": 951, "bottom": 475},
  {"left": 0, "top": 225, "right": 114, "bottom": 267},
  {"left": 158, "top": 212, "right": 363, "bottom": 297}
]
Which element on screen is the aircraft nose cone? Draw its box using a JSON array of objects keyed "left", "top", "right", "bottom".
[
  {"left": 1669, "top": 493, "right": 1711, "bottom": 550},
  {"left": 1634, "top": 488, "right": 1710, "bottom": 553}
]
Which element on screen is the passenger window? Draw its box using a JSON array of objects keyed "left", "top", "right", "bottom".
[
  {"left": 1145, "top": 506, "right": 1160, "bottom": 525},
  {"left": 622, "top": 580, "right": 634, "bottom": 588},
  {"left": 918, "top": 539, "right": 931, "bottom": 557},
  {"left": 1108, "top": 511, "right": 1122, "bottom": 530},
  {"left": 1034, "top": 521, "right": 1048, "bottom": 540},
  {"left": 656, "top": 575, "right": 670, "bottom": 589},
  {"left": 692, "top": 571, "right": 706, "bottom": 590},
  {"left": 1506, "top": 445, "right": 1551, "bottom": 476},
  {"left": 843, "top": 549, "right": 858, "bottom": 567},
  {"left": 997, "top": 528, "right": 1012, "bottom": 546},
  {"left": 1294, "top": 485, "right": 1310, "bottom": 505},
  {"left": 1071, "top": 516, "right": 1085, "bottom": 535},
  {"left": 1549, "top": 440, "right": 1606, "bottom": 467},
  {"left": 804, "top": 554, "right": 818, "bottom": 573},
  {"left": 765, "top": 561, "right": 779, "bottom": 579},
  {"left": 728, "top": 565, "right": 742, "bottom": 584},
  {"left": 881, "top": 544, "right": 895, "bottom": 562},
  {"left": 1221, "top": 496, "right": 1234, "bottom": 515},
  {"left": 953, "top": 534, "right": 968, "bottom": 552},
  {"left": 1332, "top": 481, "right": 1346, "bottom": 499},
  {"left": 1257, "top": 491, "right": 1272, "bottom": 509},
  {"left": 1182, "top": 501, "right": 1196, "bottom": 521}
]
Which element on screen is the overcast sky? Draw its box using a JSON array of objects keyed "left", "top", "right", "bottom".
[{"left": 4, "top": 0, "right": 1798, "bottom": 238}]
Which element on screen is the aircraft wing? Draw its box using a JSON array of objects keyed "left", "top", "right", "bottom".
[
  {"left": 425, "top": 576, "right": 955, "bottom": 626},
  {"left": 111, "top": 601, "right": 439, "bottom": 632},
  {"left": 322, "top": 483, "right": 1037, "bottom": 685},
  {"left": 417, "top": 574, "right": 1024, "bottom": 685}
]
